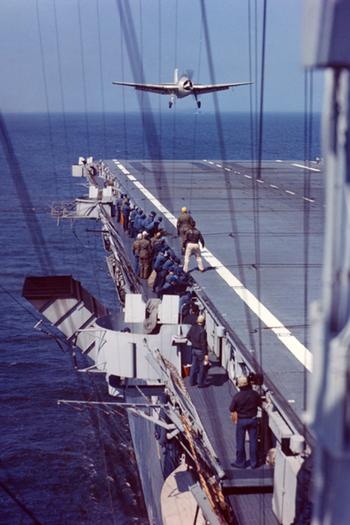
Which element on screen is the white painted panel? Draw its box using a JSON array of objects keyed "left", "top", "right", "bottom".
[
  {"left": 76, "top": 199, "right": 99, "bottom": 218},
  {"left": 272, "top": 447, "right": 286, "bottom": 523},
  {"left": 72, "top": 165, "right": 83, "bottom": 177},
  {"left": 125, "top": 294, "right": 145, "bottom": 323},
  {"left": 272, "top": 447, "right": 301, "bottom": 525},
  {"left": 102, "top": 186, "right": 113, "bottom": 201},
  {"left": 76, "top": 330, "right": 99, "bottom": 356},
  {"left": 57, "top": 304, "right": 93, "bottom": 339},
  {"left": 43, "top": 298, "right": 79, "bottom": 325},
  {"left": 100, "top": 326, "right": 182, "bottom": 380},
  {"left": 158, "top": 295, "right": 179, "bottom": 324},
  {"left": 89, "top": 186, "right": 98, "bottom": 199}
]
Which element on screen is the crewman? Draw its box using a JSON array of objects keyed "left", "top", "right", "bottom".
[
  {"left": 132, "top": 233, "right": 143, "bottom": 275},
  {"left": 138, "top": 231, "right": 152, "bottom": 279},
  {"left": 183, "top": 221, "right": 205, "bottom": 273},
  {"left": 150, "top": 231, "right": 163, "bottom": 252},
  {"left": 186, "top": 314, "right": 209, "bottom": 388},
  {"left": 229, "top": 376, "right": 262, "bottom": 469},
  {"left": 116, "top": 193, "right": 124, "bottom": 223},
  {"left": 128, "top": 207, "right": 138, "bottom": 237},
  {"left": 133, "top": 209, "right": 144, "bottom": 233},
  {"left": 177, "top": 207, "right": 195, "bottom": 253},
  {"left": 122, "top": 199, "right": 130, "bottom": 231}
]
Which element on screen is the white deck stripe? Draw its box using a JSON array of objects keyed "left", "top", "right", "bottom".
[
  {"left": 114, "top": 161, "right": 313, "bottom": 372},
  {"left": 244, "top": 174, "right": 252, "bottom": 179},
  {"left": 303, "top": 196, "right": 315, "bottom": 203},
  {"left": 292, "top": 163, "right": 320, "bottom": 173},
  {"left": 285, "top": 190, "right": 295, "bottom": 195},
  {"left": 270, "top": 184, "right": 279, "bottom": 189}
]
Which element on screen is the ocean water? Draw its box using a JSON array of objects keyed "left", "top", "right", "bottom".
[{"left": 0, "top": 111, "right": 320, "bottom": 525}]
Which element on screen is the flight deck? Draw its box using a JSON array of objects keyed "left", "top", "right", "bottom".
[
  {"left": 98, "top": 158, "right": 323, "bottom": 524},
  {"left": 106, "top": 158, "right": 323, "bottom": 418}
]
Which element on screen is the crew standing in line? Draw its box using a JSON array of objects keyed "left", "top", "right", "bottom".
[
  {"left": 229, "top": 376, "right": 262, "bottom": 469},
  {"left": 183, "top": 221, "right": 205, "bottom": 273},
  {"left": 186, "top": 314, "right": 209, "bottom": 388},
  {"left": 177, "top": 207, "right": 195, "bottom": 254}
]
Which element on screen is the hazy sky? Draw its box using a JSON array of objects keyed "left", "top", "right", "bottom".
[{"left": 1, "top": 0, "right": 323, "bottom": 113}]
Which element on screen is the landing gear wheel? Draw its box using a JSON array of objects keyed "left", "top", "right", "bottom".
[
  {"left": 197, "top": 100, "right": 201, "bottom": 109},
  {"left": 169, "top": 101, "right": 173, "bottom": 109}
]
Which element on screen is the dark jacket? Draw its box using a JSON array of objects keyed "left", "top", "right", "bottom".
[
  {"left": 185, "top": 227, "right": 205, "bottom": 247},
  {"left": 229, "top": 386, "right": 262, "bottom": 418},
  {"left": 187, "top": 324, "right": 208, "bottom": 354}
]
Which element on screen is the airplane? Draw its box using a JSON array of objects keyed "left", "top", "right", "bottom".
[{"left": 112, "top": 68, "right": 252, "bottom": 109}]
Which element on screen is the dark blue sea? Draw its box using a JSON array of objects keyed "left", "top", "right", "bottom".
[{"left": 0, "top": 111, "right": 320, "bottom": 524}]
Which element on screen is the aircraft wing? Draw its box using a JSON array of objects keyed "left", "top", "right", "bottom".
[
  {"left": 112, "top": 81, "right": 176, "bottom": 95},
  {"left": 193, "top": 81, "right": 252, "bottom": 95}
]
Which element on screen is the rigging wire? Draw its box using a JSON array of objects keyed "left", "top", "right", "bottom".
[
  {"left": 188, "top": 11, "right": 204, "bottom": 209},
  {"left": 199, "top": 0, "right": 258, "bottom": 354},
  {"left": 171, "top": 0, "right": 179, "bottom": 191},
  {"left": 254, "top": 0, "right": 259, "bottom": 154},
  {"left": 247, "top": 0, "right": 256, "bottom": 162},
  {"left": 158, "top": 0, "right": 163, "bottom": 138},
  {"left": 139, "top": 0, "right": 146, "bottom": 163},
  {"left": 119, "top": 3, "right": 128, "bottom": 159},
  {"left": 35, "top": 0, "right": 61, "bottom": 203},
  {"left": 0, "top": 477, "right": 43, "bottom": 525},
  {"left": 52, "top": 0, "right": 70, "bottom": 161},
  {"left": 255, "top": 0, "right": 267, "bottom": 371},
  {"left": 77, "top": 0, "right": 91, "bottom": 153},
  {"left": 251, "top": 1, "right": 268, "bottom": 520},
  {"left": 115, "top": 0, "right": 175, "bottom": 214},
  {"left": 52, "top": 0, "right": 74, "bottom": 268},
  {"left": 96, "top": 0, "right": 108, "bottom": 159},
  {"left": 302, "top": 69, "right": 313, "bottom": 423},
  {"left": 0, "top": 113, "right": 54, "bottom": 274}
]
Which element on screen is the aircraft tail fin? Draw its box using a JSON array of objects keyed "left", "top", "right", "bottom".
[{"left": 174, "top": 68, "right": 179, "bottom": 84}]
